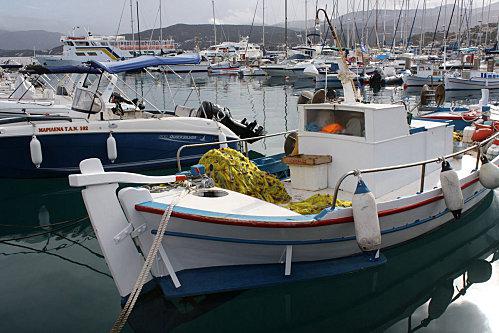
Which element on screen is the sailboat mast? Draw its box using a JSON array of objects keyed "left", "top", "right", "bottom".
[
  {"left": 212, "top": 0, "right": 217, "bottom": 45},
  {"left": 159, "top": 0, "right": 163, "bottom": 49},
  {"left": 383, "top": 0, "right": 386, "bottom": 47},
  {"left": 305, "top": 0, "right": 308, "bottom": 44},
  {"left": 262, "top": 0, "right": 265, "bottom": 50},
  {"left": 420, "top": 0, "right": 426, "bottom": 53},
  {"left": 136, "top": 0, "right": 141, "bottom": 55},
  {"left": 130, "top": 0, "right": 135, "bottom": 47},
  {"left": 285, "top": 0, "right": 288, "bottom": 57}
]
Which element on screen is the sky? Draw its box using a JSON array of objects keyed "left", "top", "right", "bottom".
[{"left": 0, "top": 0, "right": 495, "bottom": 34}]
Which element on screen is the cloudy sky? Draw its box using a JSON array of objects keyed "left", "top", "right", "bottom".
[{"left": 0, "top": 0, "right": 493, "bottom": 34}]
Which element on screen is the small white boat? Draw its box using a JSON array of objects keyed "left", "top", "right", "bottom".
[
  {"left": 70, "top": 57, "right": 499, "bottom": 302},
  {"left": 238, "top": 66, "right": 266, "bottom": 77},
  {"left": 445, "top": 71, "right": 499, "bottom": 90},
  {"left": 402, "top": 63, "right": 444, "bottom": 88},
  {"left": 0, "top": 73, "right": 75, "bottom": 117}
]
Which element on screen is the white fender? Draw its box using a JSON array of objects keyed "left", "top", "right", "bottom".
[
  {"left": 30, "top": 135, "right": 43, "bottom": 168},
  {"left": 352, "top": 179, "right": 381, "bottom": 251},
  {"left": 107, "top": 133, "right": 117, "bottom": 163},
  {"left": 303, "top": 64, "right": 319, "bottom": 77},
  {"left": 439, "top": 161, "right": 464, "bottom": 219},
  {"left": 479, "top": 156, "right": 499, "bottom": 189},
  {"left": 218, "top": 127, "right": 228, "bottom": 148},
  {"left": 462, "top": 126, "right": 475, "bottom": 144},
  {"left": 486, "top": 141, "right": 499, "bottom": 161}
]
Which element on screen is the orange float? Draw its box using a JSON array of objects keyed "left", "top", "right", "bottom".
[
  {"left": 471, "top": 128, "right": 494, "bottom": 142},
  {"left": 321, "top": 123, "right": 344, "bottom": 134}
]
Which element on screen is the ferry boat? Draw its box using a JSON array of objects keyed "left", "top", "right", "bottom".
[{"left": 36, "top": 32, "right": 178, "bottom": 68}]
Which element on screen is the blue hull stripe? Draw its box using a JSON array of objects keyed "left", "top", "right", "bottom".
[{"left": 151, "top": 189, "right": 488, "bottom": 245}]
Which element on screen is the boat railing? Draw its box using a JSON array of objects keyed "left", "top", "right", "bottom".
[
  {"left": 330, "top": 131, "right": 499, "bottom": 210},
  {"left": 176, "top": 129, "right": 297, "bottom": 171}
]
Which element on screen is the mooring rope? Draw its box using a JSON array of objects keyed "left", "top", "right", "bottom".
[{"left": 110, "top": 188, "right": 189, "bottom": 333}]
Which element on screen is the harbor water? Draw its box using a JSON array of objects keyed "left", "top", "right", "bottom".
[{"left": 1, "top": 73, "right": 498, "bottom": 332}]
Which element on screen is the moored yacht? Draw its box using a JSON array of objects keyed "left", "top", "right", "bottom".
[{"left": 0, "top": 55, "right": 265, "bottom": 178}]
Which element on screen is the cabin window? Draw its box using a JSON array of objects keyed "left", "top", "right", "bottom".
[
  {"left": 87, "top": 52, "right": 98, "bottom": 56},
  {"left": 304, "top": 108, "right": 365, "bottom": 137},
  {"left": 75, "top": 52, "right": 86, "bottom": 56},
  {"left": 66, "top": 41, "right": 75, "bottom": 46}
]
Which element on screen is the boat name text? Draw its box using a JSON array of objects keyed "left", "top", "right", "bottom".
[{"left": 38, "top": 126, "right": 89, "bottom": 133}]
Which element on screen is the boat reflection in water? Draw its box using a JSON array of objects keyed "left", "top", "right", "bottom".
[{"left": 127, "top": 191, "right": 499, "bottom": 333}]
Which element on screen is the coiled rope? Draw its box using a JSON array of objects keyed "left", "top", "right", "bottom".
[{"left": 110, "top": 188, "right": 189, "bottom": 333}]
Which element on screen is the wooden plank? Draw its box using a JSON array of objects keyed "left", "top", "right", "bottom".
[{"left": 282, "top": 154, "right": 332, "bottom": 166}]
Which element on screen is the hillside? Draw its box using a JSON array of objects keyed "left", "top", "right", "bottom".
[
  {"left": 125, "top": 23, "right": 302, "bottom": 51},
  {"left": 0, "top": 30, "right": 62, "bottom": 51}
]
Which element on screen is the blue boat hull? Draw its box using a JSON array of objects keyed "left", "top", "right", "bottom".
[{"left": 0, "top": 132, "right": 237, "bottom": 178}]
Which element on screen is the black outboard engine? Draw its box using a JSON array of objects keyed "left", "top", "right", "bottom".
[
  {"left": 198, "top": 101, "right": 265, "bottom": 143},
  {"left": 369, "top": 70, "right": 383, "bottom": 93}
]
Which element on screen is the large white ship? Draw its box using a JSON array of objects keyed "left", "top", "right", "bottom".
[{"left": 37, "top": 32, "right": 177, "bottom": 67}]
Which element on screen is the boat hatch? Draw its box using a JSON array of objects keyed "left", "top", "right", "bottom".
[{"left": 304, "top": 107, "right": 365, "bottom": 137}]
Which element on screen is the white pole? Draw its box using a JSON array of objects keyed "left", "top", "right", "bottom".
[
  {"left": 262, "top": 0, "right": 265, "bottom": 50},
  {"left": 130, "top": 0, "right": 135, "bottom": 47},
  {"left": 305, "top": 0, "right": 308, "bottom": 44},
  {"left": 159, "top": 0, "right": 163, "bottom": 52},
  {"left": 212, "top": 0, "right": 217, "bottom": 45}
]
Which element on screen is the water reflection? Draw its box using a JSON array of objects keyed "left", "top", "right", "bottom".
[{"left": 126, "top": 192, "right": 499, "bottom": 333}]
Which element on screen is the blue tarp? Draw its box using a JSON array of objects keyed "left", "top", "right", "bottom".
[{"left": 89, "top": 54, "right": 201, "bottom": 73}]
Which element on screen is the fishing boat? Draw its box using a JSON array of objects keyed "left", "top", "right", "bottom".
[
  {"left": 69, "top": 49, "right": 499, "bottom": 305},
  {"left": 0, "top": 55, "right": 265, "bottom": 178},
  {"left": 445, "top": 71, "right": 499, "bottom": 91},
  {"left": 402, "top": 62, "right": 444, "bottom": 88},
  {"left": 417, "top": 89, "right": 499, "bottom": 131}
]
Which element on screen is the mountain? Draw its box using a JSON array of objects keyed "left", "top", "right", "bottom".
[
  {"left": 0, "top": 30, "right": 62, "bottom": 51},
  {"left": 275, "top": 2, "right": 499, "bottom": 46}
]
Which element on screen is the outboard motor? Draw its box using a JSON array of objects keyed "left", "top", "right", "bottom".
[
  {"left": 369, "top": 70, "right": 383, "bottom": 93},
  {"left": 197, "top": 101, "right": 265, "bottom": 143}
]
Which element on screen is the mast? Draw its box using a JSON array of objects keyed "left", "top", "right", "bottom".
[
  {"left": 262, "top": 0, "right": 265, "bottom": 50},
  {"left": 420, "top": 0, "right": 426, "bottom": 53},
  {"left": 406, "top": 0, "right": 421, "bottom": 51},
  {"left": 212, "top": 0, "right": 217, "bottom": 45},
  {"left": 305, "top": 0, "right": 308, "bottom": 44},
  {"left": 130, "top": 0, "right": 135, "bottom": 48},
  {"left": 136, "top": 0, "right": 141, "bottom": 55},
  {"left": 159, "top": 0, "right": 163, "bottom": 52},
  {"left": 285, "top": 0, "right": 288, "bottom": 57},
  {"left": 383, "top": 0, "right": 386, "bottom": 47}
]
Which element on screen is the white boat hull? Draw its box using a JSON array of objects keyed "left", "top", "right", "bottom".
[
  {"left": 445, "top": 76, "right": 499, "bottom": 90},
  {"left": 403, "top": 75, "right": 443, "bottom": 87}
]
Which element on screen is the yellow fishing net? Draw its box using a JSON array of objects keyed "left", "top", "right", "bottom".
[
  {"left": 199, "top": 148, "right": 352, "bottom": 214},
  {"left": 200, "top": 148, "right": 291, "bottom": 204}
]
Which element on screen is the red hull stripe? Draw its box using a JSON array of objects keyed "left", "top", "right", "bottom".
[{"left": 135, "top": 177, "right": 481, "bottom": 228}]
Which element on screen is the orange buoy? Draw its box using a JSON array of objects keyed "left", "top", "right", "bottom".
[
  {"left": 471, "top": 127, "right": 494, "bottom": 142},
  {"left": 321, "top": 123, "right": 344, "bottom": 134}
]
